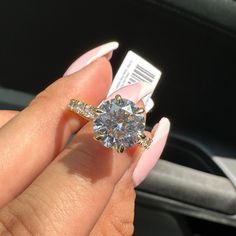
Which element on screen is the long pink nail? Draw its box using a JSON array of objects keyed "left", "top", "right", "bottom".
[
  {"left": 133, "top": 117, "right": 170, "bottom": 187},
  {"left": 105, "top": 82, "right": 153, "bottom": 103},
  {"left": 64, "top": 41, "right": 119, "bottom": 76}
]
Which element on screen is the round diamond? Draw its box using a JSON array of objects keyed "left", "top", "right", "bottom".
[{"left": 93, "top": 97, "right": 145, "bottom": 151}]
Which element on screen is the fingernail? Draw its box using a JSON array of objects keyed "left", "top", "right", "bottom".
[
  {"left": 64, "top": 41, "right": 119, "bottom": 76},
  {"left": 132, "top": 117, "right": 170, "bottom": 187},
  {"left": 106, "top": 82, "right": 153, "bottom": 103}
]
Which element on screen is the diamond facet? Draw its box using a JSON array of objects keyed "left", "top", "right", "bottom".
[{"left": 93, "top": 97, "right": 145, "bottom": 151}]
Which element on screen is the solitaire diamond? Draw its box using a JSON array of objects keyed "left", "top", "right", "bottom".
[{"left": 93, "top": 97, "right": 145, "bottom": 151}]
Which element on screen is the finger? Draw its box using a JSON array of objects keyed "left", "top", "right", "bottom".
[
  {"left": 0, "top": 58, "right": 112, "bottom": 207},
  {"left": 91, "top": 118, "right": 169, "bottom": 236},
  {"left": 90, "top": 130, "right": 152, "bottom": 236},
  {"left": 89, "top": 157, "right": 139, "bottom": 236},
  {"left": 64, "top": 41, "right": 119, "bottom": 76},
  {"left": 91, "top": 119, "right": 170, "bottom": 236},
  {"left": 0, "top": 110, "right": 18, "bottom": 127},
  {"left": 132, "top": 117, "right": 170, "bottom": 187},
  {"left": 0, "top": 84, "right": 152, "bottom": 236},
  {"left": 90, "top": 124, "right": 166, "bottom": 235}
]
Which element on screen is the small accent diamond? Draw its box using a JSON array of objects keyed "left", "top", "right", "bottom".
[
  {"left": 68, "top": 99, "right": 77, "bottom": 110},
  {"left": 84, "top": 104, "right": 95, "bottom": 119},
  {"left": 68, "top": 100, "right": 85, "bottom": 113},
  {"left": 74, "top": 102, "right": 85, "bottom": 113}
]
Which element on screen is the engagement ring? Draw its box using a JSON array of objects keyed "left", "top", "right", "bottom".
[{"left": 68, "top": 95, "right": 152, "bottom": 153}]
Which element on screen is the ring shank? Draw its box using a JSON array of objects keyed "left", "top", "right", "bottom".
[
  {"left": 137, "top": 135, "right": 153, "bottom": 149},
  {"left": 68, "top": 99, "right": 96, "bottom": 120}
]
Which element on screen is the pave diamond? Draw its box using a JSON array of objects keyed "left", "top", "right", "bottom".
[
  {"left": 84, "top": 104, "right": 95, "bottom": 119},
  {"left": 68, "top": 100, "right": 96, "bottom": 119},
  {"left": 93, "top": 97, "right": 145, "bottom": 151},
  {"left": 68, "top": 100, "right": 84, "bottom": 113}
]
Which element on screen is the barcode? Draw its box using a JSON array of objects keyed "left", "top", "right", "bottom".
[
  {"left": 109, "top": 51, "right": 160, "bottom": 93},
  {"left": 107, "top": 50, "right": 161, "bottom": 112},
  {"left": 128, "top": 64, "right": 155, "bottom": 84}
]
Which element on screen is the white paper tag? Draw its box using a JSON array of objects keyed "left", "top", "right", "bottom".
[{"left": 107, "top": 51, "right": 162, "bottom": 113}]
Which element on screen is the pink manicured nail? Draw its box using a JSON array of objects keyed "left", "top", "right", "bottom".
[
  {"left": 105, "top": 82, "right": 153, "bottom": 103},
  {"left": 64, "top": 41, "right": 119, "bottom": 76},
  {"left": 133, "top": 117, "right": 170, "bottom": 187}
]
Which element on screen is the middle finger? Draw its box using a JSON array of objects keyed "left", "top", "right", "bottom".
[{"left": 0, "top": 58, "right": 112, "bottom": 207}]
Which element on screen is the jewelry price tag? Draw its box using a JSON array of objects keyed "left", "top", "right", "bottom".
[{"left": 107, "top": 51, "right": 162, "bottom": 113}]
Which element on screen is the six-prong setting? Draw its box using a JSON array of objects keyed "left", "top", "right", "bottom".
[
  {"left": 68, "top": 95, "right": 152, "bottom": 153},
  {"left": 93, "top": 95, "right": 149, "bottom": 152}
]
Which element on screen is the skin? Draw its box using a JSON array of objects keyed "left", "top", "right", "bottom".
[{"left": 0, "top": 58, "right": 152, "bottom": 236}]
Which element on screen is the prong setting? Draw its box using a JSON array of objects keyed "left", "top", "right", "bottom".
[
  {"left": 136, "top": 108, "right": 145, "bottom": 114},
  {"left": 95, "top": 108, "right": 105, "bottom": 114},
  {"left": 95, "top": 134, "right": 105, "bottom": 140},
  {"left": 138, "top": 132, "right": 146, "bottom": 139},
  {"left": 118, "top": 145, "right": 125, "bottom": 153},
  {"left": 115, "top": 94, "right": 122, "bottom": 103},
  {"left": 137, "top": 134, "right": 153, "bottom": 149}
]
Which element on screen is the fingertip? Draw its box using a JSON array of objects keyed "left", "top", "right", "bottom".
[
  {"left": 64, "top": 41, "right": 119, "bottom": 76},
  {"left": 132, "top": 118, "right": 170, "bottom": 187},
  {"left": 66, "top": 57, "right": 113, "bottom": 88},
  {"left": 91, "top": 57, "right": 113, "bottom": 85}
]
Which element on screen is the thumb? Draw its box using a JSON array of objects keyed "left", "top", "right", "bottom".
[{"left": 0, "top": 83, "right": 152, "bottom": 236}]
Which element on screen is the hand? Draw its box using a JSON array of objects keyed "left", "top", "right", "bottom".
[{"left": 0, "top": 43, "right": 170, "bottom": 236}]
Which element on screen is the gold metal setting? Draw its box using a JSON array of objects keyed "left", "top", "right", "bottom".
[
  {"left": 137, "top": 134, "right": 153, "bottom": 149},
  {"left": 68, "top": 97, "right": 152, "bottom": 152},
  {"left": 68, "top": 99, "right": 96, "bottom": 120},
  {"left": 118, "top": 145, "right": 125, "bottom": 153},
  {"left": 136, "top": 108, "right": 145, "bottom": 114},
  {"left": 115, "top": 94, "right": 122, "bottom": 102}
]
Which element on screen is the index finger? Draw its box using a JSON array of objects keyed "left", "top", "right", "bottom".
[{"left": 0, "top": 58, "right": 112, "bottom": 207}]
